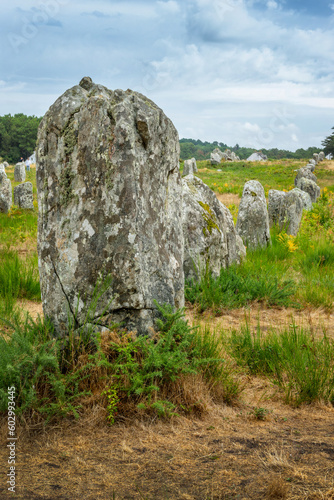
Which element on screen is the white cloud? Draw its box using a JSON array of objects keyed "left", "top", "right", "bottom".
[
  {"left": 1, "top": 0, "right": 334, "bottom": 149},
  {"left": 267, "top": 0, "right": 278, "bottom": 9}
]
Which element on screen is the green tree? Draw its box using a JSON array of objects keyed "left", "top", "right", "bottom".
[
  {"left": 0, "top": 114, "right": 42, "bottom": 164},
  {"left": 322, "top": 127, "right": 334, "bottom": 157}
]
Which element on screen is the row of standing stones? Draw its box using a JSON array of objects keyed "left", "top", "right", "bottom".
[
  {"left": 0, "top": 77, "right": 324, "bottom": 337},
  {"left": 0, "top": 162, "right": 34, "bottom": 211},
  {"left": 236, "top": 153, "right": 323, "bottom": 248}
]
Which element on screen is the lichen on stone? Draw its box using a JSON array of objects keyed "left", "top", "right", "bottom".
[{"left": 59, "top": 161, "right": 75, "bottom": 208}]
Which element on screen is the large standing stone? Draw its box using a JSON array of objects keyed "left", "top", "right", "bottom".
[
  {"left": 318, "top": 151, "right": 325, "bottom": 161},
  {"left": 183, "top": 157, "right": 197, "bottom": 176},
  {"left": 14, "top": 162, "right": 26, "bottom": 182},
  {"left": 294, "top": 167, "right": 317, "bottom": 188},
  {"left": 14, "top": 182, "right": 34, "bottom": 209},
  {"left": 182, "top": 175, "right": 245, "bottom": 280},
  {"left": 313, "top": 153, "right": 319, "bottom": 163},
  {"left": 236, "top": 180, "right": 271, "bottom": 249},
  {"left": 36, "top": 77, "right": 184, "bottom": 337},
  {"left": 0, "top": 171, "right": 12, "bottom": 213},
  {"left": 299, "top": 178, "right": 320, "bottom": 203}
]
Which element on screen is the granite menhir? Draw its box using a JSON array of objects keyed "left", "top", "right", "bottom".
[{"left": 36, "top": 77, "right": 184, "bottom": 336}]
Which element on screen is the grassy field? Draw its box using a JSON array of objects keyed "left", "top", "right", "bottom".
[{"left": 1, "top": 160, "right": 334, "bottom": 499}]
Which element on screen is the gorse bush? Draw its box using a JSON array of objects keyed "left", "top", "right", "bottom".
[
  {"left": 0, "top": 302, "right": 240, "bottom": 423},
  {"left": 229, "top": 324, "right": 334, "bottom": 405}
]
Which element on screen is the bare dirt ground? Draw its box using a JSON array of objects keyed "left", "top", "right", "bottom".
[
  {"left": 1, "top": 383, "right": 334, "bottom": 499},
  {"left": 216, "top": 193, "right": 241, "bottom": 207},
  {"left": 186, "top": 305, "right": 334, "bottom": 339}
]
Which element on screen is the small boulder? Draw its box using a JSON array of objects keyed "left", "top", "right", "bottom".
[
  {"left": 294, "top": 167, "right": 317, "bottom": 188},
  {"left": 14, "top": 182, "right": 34, "bottom": 209},
  {"left": 183, "top": 157, "right": 197, "bottom": 176},
  {"left": 236, "top": 180, "right": 271, "bottom": 249},
  {"left": 14, "top": 162, "right": 26, "bottom": 182},
  {"left": 299, "top": 178, "right": 320, "bottom": 203},
  {"left": 182, "top": 175, "right": 244, "bottom": 280},
  {"left": 0, "top": 171, "right": 12, "bottom": 213}
]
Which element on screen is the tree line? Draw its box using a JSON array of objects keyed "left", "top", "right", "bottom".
[
  {"left": 0, "top": 114, "right": 42, "bottom": 164},
  {"left": 180, "top": 138, "right": 323, "bottom": 161},
  {"left": 0, "top": 114, "right": 333, "bottom": 165}
]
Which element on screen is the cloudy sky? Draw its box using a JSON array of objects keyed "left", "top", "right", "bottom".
[{"left": 1, "top": 0, "right": 334, "bottom": 150}]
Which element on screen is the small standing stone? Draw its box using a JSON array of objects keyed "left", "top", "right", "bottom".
[
  {"left": 183, "top": 158, "right": 197, "bottom": 176},
  {"left": 3, "top": 161, "right": 9, "bottom": 168},
  {"left": 236, "top": 180, "right": 271, "bottom": 249},
  {"left": 14, "top": 182, "right": 34, "bottom": 209},
  {"left": 299, "top": 178, "right": 320, "bottom": 203},
  {"left": 294, "top": 167, "right": 317, "bottom": 189},
  {"left": 0, "top": 171, "right": 12, "bottom": 213},
  {"left": 268, "top": 189, "right": 286, "bottom": 227},
  {"left": 318, "top": 152, "right": 325, "bottom": 161},
  {"left": 14, "top": 162, "right": 26, "bottom": 182},
  {"left": 313, "top": 153, "right": 319, "bottom": 163},
  {"left": 290, "top": 188, "right": 312, "bottom": 211},
  {"left": 182, "top": 175, "right": 245, "bottom": 279},
  {"left": 279, "top": 190, "right": 304, "bottom": 236}
]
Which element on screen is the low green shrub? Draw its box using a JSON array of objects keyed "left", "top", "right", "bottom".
[{"left": 0, "top": 302, "right": 240, "bottom": 423}]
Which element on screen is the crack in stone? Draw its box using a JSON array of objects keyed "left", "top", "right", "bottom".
[{"left": 50, "top": 258, "right": 80, "bottom": 330}]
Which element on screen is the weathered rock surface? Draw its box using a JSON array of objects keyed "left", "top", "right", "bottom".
[
  {"left": 246, "top": 152, "right": 267, "bottom": 162},
  {"left": 313, "top": 153, "right": 319, "bottom": 163},
  {"left": 236, "top": 180, "right": 271, "bottom": 248},
  {"left": 294, "top": 167, "right": 317, "bottom": 188},
  {"left": 36, "top": 77, "right": 184, "bottom": 337},
  {"left": 14, "top": 162, "right": 26, "bottom": 182},
  {"left": 279, "top": 190, "right": 304, "bottom": 236},
  {"left": 268, "top": 188, "right": 310, "bottom": 236},
  {"left": 299, "top": 178, "right": 320, "bottom": 203},
  {"left": 182, "top": 175, "right": 245, "bottom": 280},
  {"left": 290, "top": 188, "right": 312, "bottom": 211},
  {"left": 3, "top": 161, "right": 9, "bottom": 168},
  {"left": 318, "top": 151, "right": 325, "bottom": 161},
  {"left": 0, "top": 171, "right": 12, "bottom": 213},
  {"left": 0, "top": 164, "right": 5, "bottom": 174},
  {"left": 210, "top": 148, "right": 224, "bottom": 165},
  {"left": 14, "top": 182, "right": 34, "bottom": 209},
  {"left": 183, "top": 157, "right": 197, "bottom": 176},
  {"left": 307, "top": 161, "right": 316, "bottom": 172},
  {"left": 268, "top": 189, "right": 286, "bottom": 227}
]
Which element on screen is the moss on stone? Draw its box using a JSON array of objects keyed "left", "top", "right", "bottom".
[{"left": 198, "top": 201, "right": 220, "bottom": 235}]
